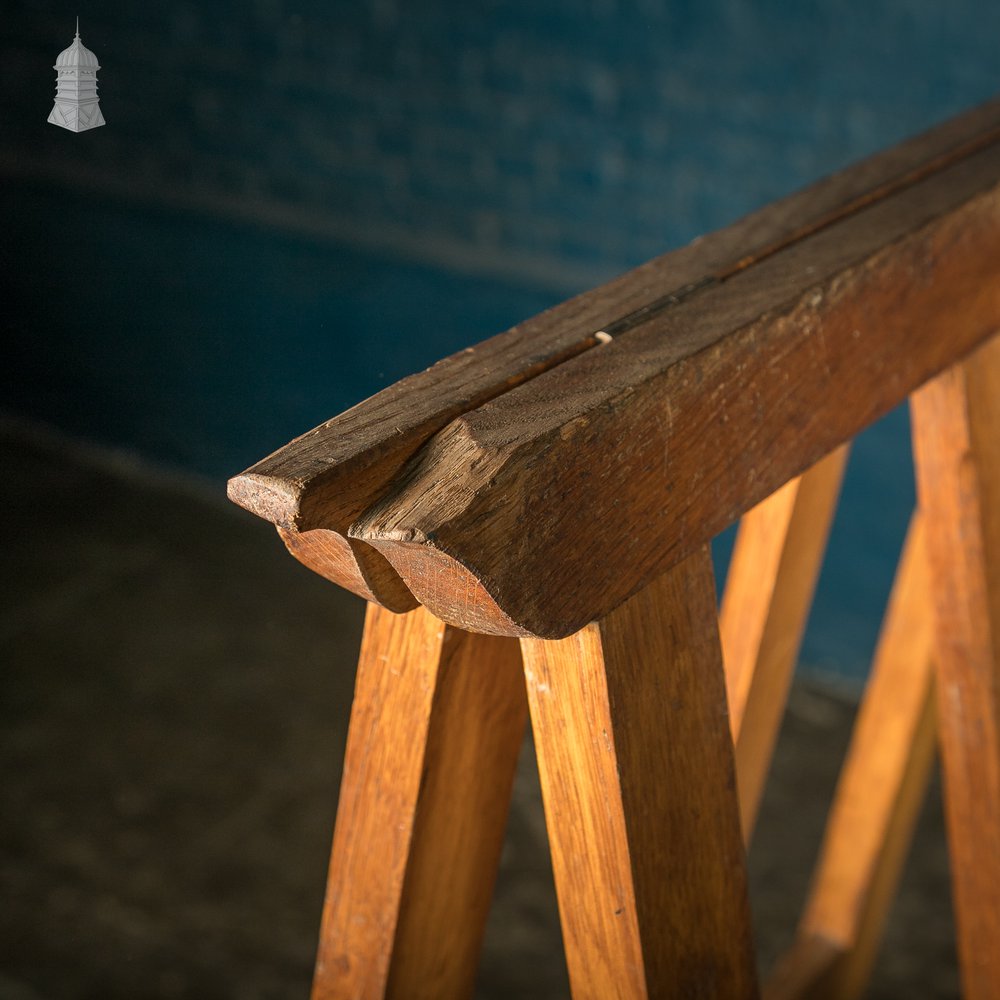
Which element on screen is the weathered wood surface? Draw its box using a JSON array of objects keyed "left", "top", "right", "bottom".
[
  {"left": 357, "top": 141, "right": 1000, "bottom": 636},
  {"left": 278, "top": 525, "right": 418, "bottom": 611},
  {"left": 721, "top": 445, "right": 848, "bottom": 842},
  {"left": 520, "top": 547, "right": 758, "bottom": 999},
  {"left": 311, "top": 602, "right": 526, "bottom": 1000},
  {"left": 911, "top": 334, "right": 1000, "bottom": 1000},
  {"left": 229, "top": 100, "right": 1000, "bottom": 621},
  {"left": 235, "top": 332, "right": 603, "bottom": 607},
  {"left": 765, "top": 513, "right": 937, "bottom": 1000}
]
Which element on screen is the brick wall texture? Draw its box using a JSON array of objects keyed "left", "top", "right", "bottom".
[{"left": 3, "top": 0, "right": 998, "bottom": 291}]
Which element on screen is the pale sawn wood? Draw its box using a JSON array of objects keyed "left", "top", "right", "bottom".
[
  {"left": 764, "top": 512, "right": 937, "bottom": 1000},
  {"left": 311, "top": 601, "right": 527, "bottom": 1000},
  {"left": 520, "top": 547, "right": 758, "bottom": 999},
  {"left": 911, "top": 334, "right": 1000, "bottom": 1000},
  {"left": 721, "top": 444, "right": 849, "bottom": 842}
]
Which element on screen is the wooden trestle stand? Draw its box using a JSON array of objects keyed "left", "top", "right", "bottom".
[{"left": 229, "top": 97, "right": 1000, "bottom": 999}]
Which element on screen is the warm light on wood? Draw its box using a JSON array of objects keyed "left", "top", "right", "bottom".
[
  {"left": 521, "top": 549, "right": 758, "bottom": 999},
  {"left": 721, "top": 445, "right": 849, "bottom": 842},
  {"left": 766, "top": 513, "right": 937, "bottom": 1000},
  {"left": 912, "top": 335, "right": 1000, "bottom": 1000},
  {"left": 229, "top": 99, "right": 1000, "bottom": 999},
  {"left": 311, "top": 602, "right": 526, "bottom": 1000}
]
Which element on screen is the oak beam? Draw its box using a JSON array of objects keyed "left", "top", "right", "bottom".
[
  {"left": 230, "top": 97, "right": 1000, "bottom": 537},
  {"left": 358, "top": 148, "right": 1000, "bottom": 637},
  {"left": 229, "top": 102, "right": 1000, "bottom": 612}
]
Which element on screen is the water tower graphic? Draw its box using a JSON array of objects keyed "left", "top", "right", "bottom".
[{"left": 48, "top": 18, "right": 106, "bottom": 132}]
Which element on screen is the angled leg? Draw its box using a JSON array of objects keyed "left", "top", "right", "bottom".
[
  {"left": 720, "top": 445, "right": 849, "bottom": 842},
  {"left": 911, "top": 333, "right": 1000, "bottom": 1000},
  {"left": 312, "top": 602, "right": 527, "bottom": 1000},
  {"left": 765, "top": 512, "right": 937, "bottom": 1000},
  {"left": 520, "top": 546, "right": 758, "bottom": 999}
]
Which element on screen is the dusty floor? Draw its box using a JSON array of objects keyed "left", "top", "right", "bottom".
[{"left": 0, "top": 422, "right": 958, "bottom": 999}]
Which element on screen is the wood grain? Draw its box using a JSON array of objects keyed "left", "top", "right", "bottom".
[
  {"left": 230, "top": 97, "right": 999, "bottom": 534},
  {"left": 520, "top": 547, "right": 758, "bottom": 999},
  {"left": 232, "top": 332, "right": 604, "bottom": 606},
  {"left": 311, "top": 601, "right": 527, "bottom": 1000},
  {"left": 278, "top": 526, "right": 418, "bottom": 611},
  {"left": 721, "top": 445, "right": 848, "bottom": 842},
  {"left": 221, "top": 99, "right": 1000, "bottom": 1000},
  {"left": 357, "top": 143, "right": 1000, "bottom": 637},
  {"left": 911, "top": 334, "right": 1000, "bottom": 1000},
  {"left": 765, "top": 513, "right": 937, "bottom": 1000},
  {"left": 229, "top": 101, "right": 1000, "bottom": 610}
]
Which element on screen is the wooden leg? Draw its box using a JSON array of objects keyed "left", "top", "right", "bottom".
[
  {"left": 911, "top": 334, "right": 1000, "bottom": 1000},
  {"left": 312, "top": 602, "right": 527, "bottom": 1000},
  {"left": 720, "top": 445, "right": 848, "bottom": 842},
  {"left": 520, "top": 546, "right": 758, "bottom": 999},
  {"left": 765, "top": 512, "right": 937, "bottom": 1000}
]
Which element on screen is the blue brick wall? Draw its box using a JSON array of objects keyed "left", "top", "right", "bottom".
[
  {"left": 2, "top": 1, "right": 998, "bottom": 679},
  {"left": 4, "top": 0, "right": 998, "bottom": 290}
]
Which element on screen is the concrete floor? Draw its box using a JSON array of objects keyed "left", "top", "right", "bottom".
[{"left": 0, "top": 420, "right": 958, "bottom": 999}]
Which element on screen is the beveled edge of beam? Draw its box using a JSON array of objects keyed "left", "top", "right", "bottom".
[
  {"left": 226, "top": 329, "right": 615, "bottom": 529},
  {"left": 225, "top": 331, "right": 605, "bottom": 606},
  {"left": 227, "top": 471, "right": 304, "bottom": 530},
  {"left": 362, "top": 533, "right": 530, "bottom": 636}
]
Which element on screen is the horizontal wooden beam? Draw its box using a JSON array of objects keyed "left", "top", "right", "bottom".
[
  {"left": 355, "top": 141, "right": 1000, "bottom": 636},
  {"left": 229, "top": 100, "right": 1000, "bottom": 631},
  {"left": 230, "top": 97, "right": 999, "bottom": 536}
]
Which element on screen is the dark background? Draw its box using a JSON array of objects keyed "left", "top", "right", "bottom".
[{"left": 3, "top": 0, "right": 999, "bottom": 675}]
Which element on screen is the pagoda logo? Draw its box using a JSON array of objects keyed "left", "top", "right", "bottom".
[{"left": 48, "top": 18, "right": 106, "bottom": 132}]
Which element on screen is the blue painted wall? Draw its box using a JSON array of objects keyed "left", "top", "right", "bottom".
[
  {"left": 5, "top": 2, "right": 998, "bottom": 285},
  {"left": 2, "top": 1, "right": 997, "bottom": 678}
]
